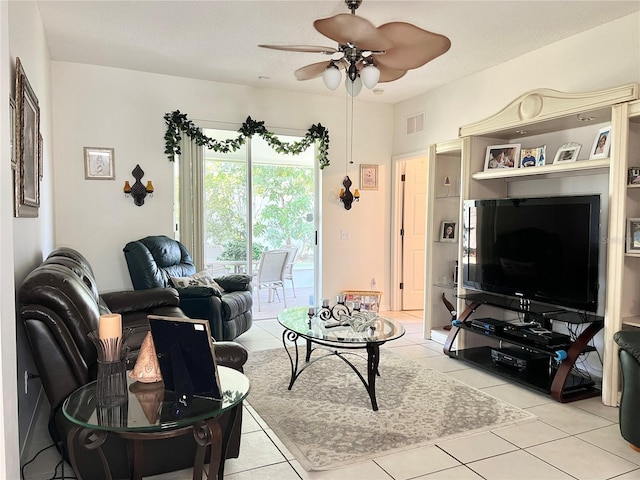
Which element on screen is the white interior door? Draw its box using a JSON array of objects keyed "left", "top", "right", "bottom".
[{"left": 401, "top": 156, "right": 427, "bottom": 310}]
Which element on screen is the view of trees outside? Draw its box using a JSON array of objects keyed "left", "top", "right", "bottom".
[{"left": 202, "top": 131, "right": 315, "bottom": 271}]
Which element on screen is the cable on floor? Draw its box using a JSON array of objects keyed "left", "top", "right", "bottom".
[{"left": 20, "top": 442, "right": 76, "bottom": 480}]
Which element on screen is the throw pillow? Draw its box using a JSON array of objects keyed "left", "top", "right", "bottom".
[{"left": 170, "top": 270, "right": 225, "bottom": 293}]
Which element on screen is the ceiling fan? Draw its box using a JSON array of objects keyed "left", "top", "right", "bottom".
[{"left": 258, "top": 0, "right": 451, "bottom": 96}]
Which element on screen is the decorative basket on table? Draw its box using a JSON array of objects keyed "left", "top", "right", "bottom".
[{"left": 341, "top": 290, "right": 382, "bottom": 312}]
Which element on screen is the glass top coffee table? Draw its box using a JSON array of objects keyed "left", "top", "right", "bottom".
[
  {"left": 278, "top": 306, "right": 405, "bottom": 411},
  {"left": 63, "top": 366, "right": 249, "bottom": 480}
]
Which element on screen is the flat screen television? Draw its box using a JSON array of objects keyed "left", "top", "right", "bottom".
[{"left": 462, "top": 194, "right": 601, "bottom": 313}]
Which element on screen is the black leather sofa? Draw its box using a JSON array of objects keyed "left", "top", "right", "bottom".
[
  {"left": 614, "top": 330, "right": 640, "bottom": 451},
  {"left": 18, "top": 247, "right": 248, "bottom": 478},
  {"left": 123, "top": 235, "right": 253, "bottom": 341}
]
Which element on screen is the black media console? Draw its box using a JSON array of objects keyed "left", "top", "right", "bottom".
[{"left": 443, "top": 292, "right": 604, "bottom": 403}]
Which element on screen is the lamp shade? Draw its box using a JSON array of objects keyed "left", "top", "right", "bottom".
[
  {"left": 346, "top": 76, "right": 363, "bottom": 97},
  {"left": 323, "top": 64, "right": 342, "bottom": 91},
  {"left": 361, "top": 64, "right": 380, "bottom": 89}
]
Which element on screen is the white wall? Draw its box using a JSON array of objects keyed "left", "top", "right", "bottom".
[
  {"left": 51, "top": 63, "right": 394, "bottom": 299},
  {"left": 7, "top": 0, "right": 56, "bottom": 474},
  {"left": 393, "top": 13, "right": 640, "bottom": 153},
  {"left": 0, "top": 3, "right": 18, "bottom": 477}
]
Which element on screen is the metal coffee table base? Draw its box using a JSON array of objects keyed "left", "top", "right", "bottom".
[{"left": 282, "top": 330, "right": 382, "bottom": 411}]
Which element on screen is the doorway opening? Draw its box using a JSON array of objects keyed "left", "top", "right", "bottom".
[{"left": 392, "top": 153, "right": 428, "bottom": 315}]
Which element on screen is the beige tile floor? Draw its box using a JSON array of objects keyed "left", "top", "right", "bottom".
[{"left": 21, "top": 310, "right": 640, "bottom": 480}]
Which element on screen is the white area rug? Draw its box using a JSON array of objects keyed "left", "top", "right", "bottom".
[{"left": 243, "top": 347, "right": 536, "bottom": 471}]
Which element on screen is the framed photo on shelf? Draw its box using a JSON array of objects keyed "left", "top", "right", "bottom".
[
  {"left": 520, "top": 145, "right": 546, "bottom": 168},
  {"left": 84, "top": 147, "right": 115, "bottom": 180},
  {"left": 359, "top": 164, "right": 378, "bottom": 190},
  {"left": 440, "top": 221, "right": 457, "bottom": 242},
  {"left": 553, "top": 143, "right": 581, "bottom": 164},
  {"left": 628, "top": 167, "right": 640, "bottom": 185},
  {"left": 589, "top": 126, "right": 612, "bottom": 160},
  {"left": 627, "top": 218, "right": 640, "bottom": 253},
  {"left": 484, "top": 144, "right": 520, "bottom": 171},
  {"left": 14, "top": 57, "right": 40, "bottom": 218}
]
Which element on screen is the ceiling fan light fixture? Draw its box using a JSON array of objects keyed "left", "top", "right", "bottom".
[
  {"left": 345, "top": 75, "right": 362, "bottom": 97},
  {"left": 323, "top": 63, "right": 342, "bottom": 90},
  {"left": 361, "top": 64, "right": 380, "bottom": 89}
]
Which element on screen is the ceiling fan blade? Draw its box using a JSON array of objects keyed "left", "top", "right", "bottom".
[
  {"left": 377, "top": 64, "right": 407, "bottom": 83},
  {"left": 314, "top": 13, "right": 393, "bottom": 51},
  {"left": 258, "top": 44, "right": 338, "bottom": 54},
  {"left": 295, "top": 61, "right": 332, "bottom": 81},
  {"left": 375, "top": 22, "right": 451, "bottom": 70}
]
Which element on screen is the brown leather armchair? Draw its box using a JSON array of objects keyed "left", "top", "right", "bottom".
[{"left": 19, "top": 247, "right": 248, "bottom": 478}]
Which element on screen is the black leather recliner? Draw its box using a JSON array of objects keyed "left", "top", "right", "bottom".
[
  {"left": 19, "top": 247, "right": 248, "bottom": 478},
  {"left": 613, "top": 330, "right": 640, "bottom": 451},
  {"left": 123, "top": 235, "right": 253, "bottom": 341}
]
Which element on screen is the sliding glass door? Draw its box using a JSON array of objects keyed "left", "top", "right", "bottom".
[{"left": 202, "top": 129, "right": 317, "bottom": 319}]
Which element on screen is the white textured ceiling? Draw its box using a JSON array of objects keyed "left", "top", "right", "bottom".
[{"left": 36, "top": 0, "right": 640, "bottom": 104}]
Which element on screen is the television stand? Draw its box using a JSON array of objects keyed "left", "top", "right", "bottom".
[{"left": 443, "top": 293, "right": 603, "bottom": 403}]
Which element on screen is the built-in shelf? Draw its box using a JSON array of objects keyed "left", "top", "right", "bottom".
[
  {"left": 430, "top": 327, "right": 452, "bottom": 345},
  {"left": 471, "top": 158, "right": 610, "bottom": 181},
  {"left": 622, "top": 316, "right": 640, "bottom": 328}
]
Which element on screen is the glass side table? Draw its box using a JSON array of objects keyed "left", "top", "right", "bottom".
[{"left": 63, "top": 366, "right": 249, "bottom": 480}]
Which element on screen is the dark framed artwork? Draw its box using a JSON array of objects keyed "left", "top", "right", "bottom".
[
  {"left": 10, "top": 96, "right": 15, "bottom": 169},
  {"left": 14, "top": 57, "right": 40, "bottom": 217}
]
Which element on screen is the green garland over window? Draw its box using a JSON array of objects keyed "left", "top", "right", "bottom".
[{"left": 164, "top": 110, "right": 331, "bottom": 169}]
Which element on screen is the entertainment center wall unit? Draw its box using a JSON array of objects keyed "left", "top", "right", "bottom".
[{"left": 424, "top": 84, "right": 640, "bottom": 405}]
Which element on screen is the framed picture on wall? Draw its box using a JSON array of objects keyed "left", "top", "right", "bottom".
[
  {"left": 14, "top": 57, "right": 40, "bottom": 218},
  {"left": 10, "top": 96, "right": 15, "bottom": 169},
  {"left": 441, "top": 221, "right": 457, "bottom": 242},
  {"left": 589, "top": 126, "right": 612, "bottom": 160},
  {"left": 84, "top": 147, "right": 116, "bottom": 180},
  {"left": 360, "top": 164, "right": 378, "bottom": 190}
]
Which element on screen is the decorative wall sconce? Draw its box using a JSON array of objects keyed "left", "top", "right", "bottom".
[
  {"left": 338, "top": 175, "right": 360, "bottom": 210},
  {"left": 123, "top": 164, "right": 154, "bottom": 206}
]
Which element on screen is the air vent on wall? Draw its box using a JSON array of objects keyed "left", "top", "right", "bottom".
[{"left": 406, "top": 113, "right": 425, "bottom": 135}]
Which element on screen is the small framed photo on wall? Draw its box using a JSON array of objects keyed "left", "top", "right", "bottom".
[
  {"left": 589, "top": 126, "right": 612, "bottom": 160},
  {"left": 84, "top": 147, "right": 115, "bottom": 180},
  {"left": 441, "top": 221, "right": 457, "bottom": 242},
  {"left": 359, "top": 164, "right": 378, "bottom": 190},
  {"left": 627, "top": 218, "right": 640, "bottom": 253}
]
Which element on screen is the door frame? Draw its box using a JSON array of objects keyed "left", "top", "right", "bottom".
[{"left": 390, "top": 149, "right": 428, "bottom": 312}]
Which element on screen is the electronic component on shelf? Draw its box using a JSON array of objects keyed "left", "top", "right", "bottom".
[
  {"left": 491, "top": 347, "right": 548, "bottom": 372},
  {"left": 502, "top": 325, "right": 571, "bottom": 347},
  {"left": 469, "top": 317, "right": 511, "bottom": 334}
]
